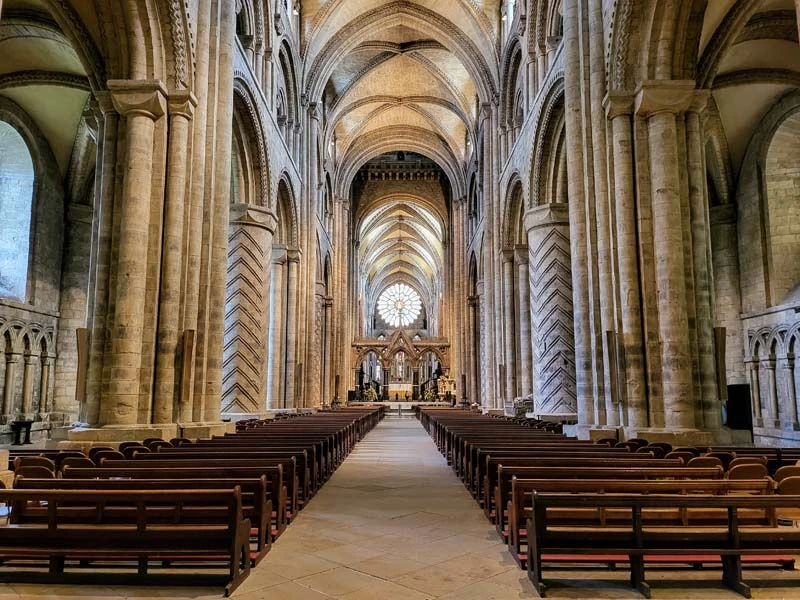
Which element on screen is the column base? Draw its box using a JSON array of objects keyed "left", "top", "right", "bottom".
[
  {"left": 621, "top": 426, "right": 720, "bottom": 446},
  {"left": 179, "top": 421, "right": 236, "bottom": 439},
  {"left": 59, "top": 424, "right": 180, "bottom": 451}
]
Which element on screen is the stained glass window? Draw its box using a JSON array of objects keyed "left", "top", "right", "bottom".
[{"left": 377, "top": 283, "right": 422, "bottom": 328}]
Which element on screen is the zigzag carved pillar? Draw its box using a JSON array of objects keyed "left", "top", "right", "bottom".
[
  {"left": 221, "top": 204, "right": 276, "bottom": 418},
  {"left": 525, "top": 204, "right": 577, "bottom": 419}
]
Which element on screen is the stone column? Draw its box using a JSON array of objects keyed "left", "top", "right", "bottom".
[
  {"left": 153, "top": 91, "right": 196, "bottom": 424},
  {"left": 102, "top": 80, "right": 166, "bottom": 427},
  {"left": 605, "top": 94, "right": 647, "bottom": 427},
  {"left": 765, "top": 358, "right": 780, "bottom": 428},
  {"left": 221, "top": 205, "right": 277, "bottom": 417},
  {"left": 39, "top": 356, "right": 52, "bottom": 417},
  {"left": 2, "top": 353, "right": 19, "bottom": 415},
  {"left": 467, "top": 295, "right": 477, "bottom": 403},
  {"left": 748, "top": 360, "right": 763, "bottom": 426},
  {"left": 322, "top": 296, "right": 333, "bottom": 406},
  {"left": 710, "top": 205, "right": 745, "bottom": 385},
  {"left": 205, "top": 0, "right": 236, "bottom": 424},
  {"left": 517, "top": 251, "right": 532, "bottom": 398},
  {"left": 686, "top": 96, "right": 721, "bottom": 430},
  {"left": 636, "top": 82, "right": 696, "bottom": 430},
  {"left": 20, "top": 354, "right": 37, "bottom": 417},
  {"left": 782, "top": 357, "right": 799, "bottom": 429},
  {"left": 284, "top": 251, "right": 300, "bottom": 408},
  {"left": 85, "top": 94, "right": 118, "bottom": 426},
  {"left": 525, "top": 204, "right": 577, "bottom": 418},
  {"left": 266, "top": 252, "right": 286, "bottom": 409},
  {"left": 562, "top": 0, "right": 593, "bottom": 427},
  {"left": 502, "top": 252, "right": 517, "bottom": 401}
]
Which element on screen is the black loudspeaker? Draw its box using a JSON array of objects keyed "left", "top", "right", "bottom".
[
  {"left": 347, "top": 390, "right": 357, "bottom": 403},
  {"left": 726, "top": 384, "right": 753, "bottom": 432}
]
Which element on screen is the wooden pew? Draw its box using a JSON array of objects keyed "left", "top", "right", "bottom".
[
  {"left": 98, "top": 458, "right": 299, "bottom": 525},
  {"left": 472, "top": 457, "right": 682, "bottom": 510},
  {"left": 526, "top": 493, "right": 800, "bottom": 598},
  {"left": 493, "top": 465, "right": 722, "bottom": 537},
  {"left": 61, "top": 465, "right": 287, "bottom": 538},
  {"left": 508, "top": 477, "right": 773, "bottom": 567},
  {"left": 14, "top": 476, "right": 272, "bottom": 564},
  {"left": 0, "top": 488, "right": 251, "bottom": 596}
]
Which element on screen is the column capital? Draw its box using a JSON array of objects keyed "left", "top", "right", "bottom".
[
  {"left": 94, "top": 91, "right": 116, "bottom": 116},
  {"left": 514, "top": 245, "right": 529, "bottom": 263},
  {"left": 308, "top": 102, "right": 321, "bottom": 121},
  {"left": 501, "top": 249, "right": 515, "bottom": 263},
  {"left": 108, "top": 80, "right": 167, "bottom": 120},
  {"left": 230, "top": 203, "right": 278, "bottom": 233},
  {"left": 634, "top": 80, "right": 696, "bottom": 118},
  {"left": 523, "top": 202, "right": 569, "bottom": 231},
  {"left": 168, "top": 89, "right": 198, "bottom": 119},
  {"left": 603, "top": 92, "right": 634, "bottom": 119},
  {"left": 287, "top": 248, "right": 302, "bottom": 263}
]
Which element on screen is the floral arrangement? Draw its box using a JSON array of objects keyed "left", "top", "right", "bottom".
[
  {"left": 423, "top": 388, "right": 437, "bottom": 402},
  {"left": 364, "top": 387, "right": 378, "bottom": 402}
]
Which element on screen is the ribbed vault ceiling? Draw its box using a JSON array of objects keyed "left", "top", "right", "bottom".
[{"left": 304, "top": 1, "right": 498, "bottom": 333}]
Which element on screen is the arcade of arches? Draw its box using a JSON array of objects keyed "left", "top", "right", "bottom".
[{"left": 0, "top": 0, "right": 799, "bottom": 448}]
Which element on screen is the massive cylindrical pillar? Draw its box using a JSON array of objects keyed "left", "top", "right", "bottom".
[
  {"left": 153, "top": 91, "right": 196, "bottom": 424},
  {"left": 103, "top": 81, "right": 166, "bottom": 426},
  {"left": 636, "top": 82, "right": 696, "bottom": 430},
  {"left": 221, "top": 205, "right": 276, "bottom": 417},
  {"left": 526, "top": 205, "right": 577, "bottom": 419}
]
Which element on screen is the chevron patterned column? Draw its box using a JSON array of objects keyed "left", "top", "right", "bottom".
[
  {"left": 525, "top": 204, "right": 577, "bottom": 418},
  {"left": 221, "top": 204, "right": 276, "bottom": 417}
]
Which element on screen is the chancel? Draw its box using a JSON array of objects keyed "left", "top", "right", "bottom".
[{"left": 0, "top": 0, "right": 799, "bottom": 598}]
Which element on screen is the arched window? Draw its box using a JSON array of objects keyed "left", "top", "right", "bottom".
[{"left": 0, "top": 121, "right": 34, "bottom": 301}]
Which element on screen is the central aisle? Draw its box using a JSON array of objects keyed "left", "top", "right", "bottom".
[{"left": 236, "top": 417, "right": 530, "bottom": 599}]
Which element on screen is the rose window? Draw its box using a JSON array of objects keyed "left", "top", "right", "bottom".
[{"left": 377, "top": 283, "right": 422, "bottom": 328}]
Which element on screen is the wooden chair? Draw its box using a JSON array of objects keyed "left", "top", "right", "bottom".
[
  {"left": 648, "top": 442, "right": 673, "bottom": 455},
  {"left": 672, "top": 446, "right": 701, "bottom": 457},
  {"left": 13, "top": 456, "right": 55, "bottom": 472},
  {"left": 145, "top": 440, "right": 173, "bottom": 451},
  {"left": 595, "top": 437, "right": 617, "bottom": 447},
  {"left": 88, "top": 447, "right": 114, "bottom": 462},
  {"left": 688, "top": 456, "right": 724, "bottom": 469},
  {"left": 626, "top": 438, "right": 649, "bottom": 449},
  {"left": 14, "top": 466, "right": 55, "bottom": 481},
  {"left": 727, "top": 463, "right": 768, "bottom": 480},
  {"left": 729, "top": 456, "right": 767, "bottom": 468},
  {"left": 94, "top": 450, "right": 125, "bottom": 464},
  {"left": 638, "top": 445, "right": 663, "bottom": 458},
  {"left": 665, "top": 451, "right": 696, "bottom": 464},
  {"left": 775, "top": 465, "right": 800, "bottom": 483},
  {"left": 614, "top": 441, "right": 638, "bottom": 452},
  {"left": 170, "top": 437, "right": 192, "bottom": 446},
  {"left": 121, "top": 445, "right": 149, "bottom": 459},
  {"left": 59, "top": 457, "right": 95, "bottom": 471},
  {"left": 118, "top": 441, "right": 143, "bottom": 452},
  {"left": 706, "top": 451, "right": 735, "bottom": 470}
]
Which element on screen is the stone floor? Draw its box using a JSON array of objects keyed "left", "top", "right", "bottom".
[{"left": 3, "top": 417, "right": 800, "bottom": 599}]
